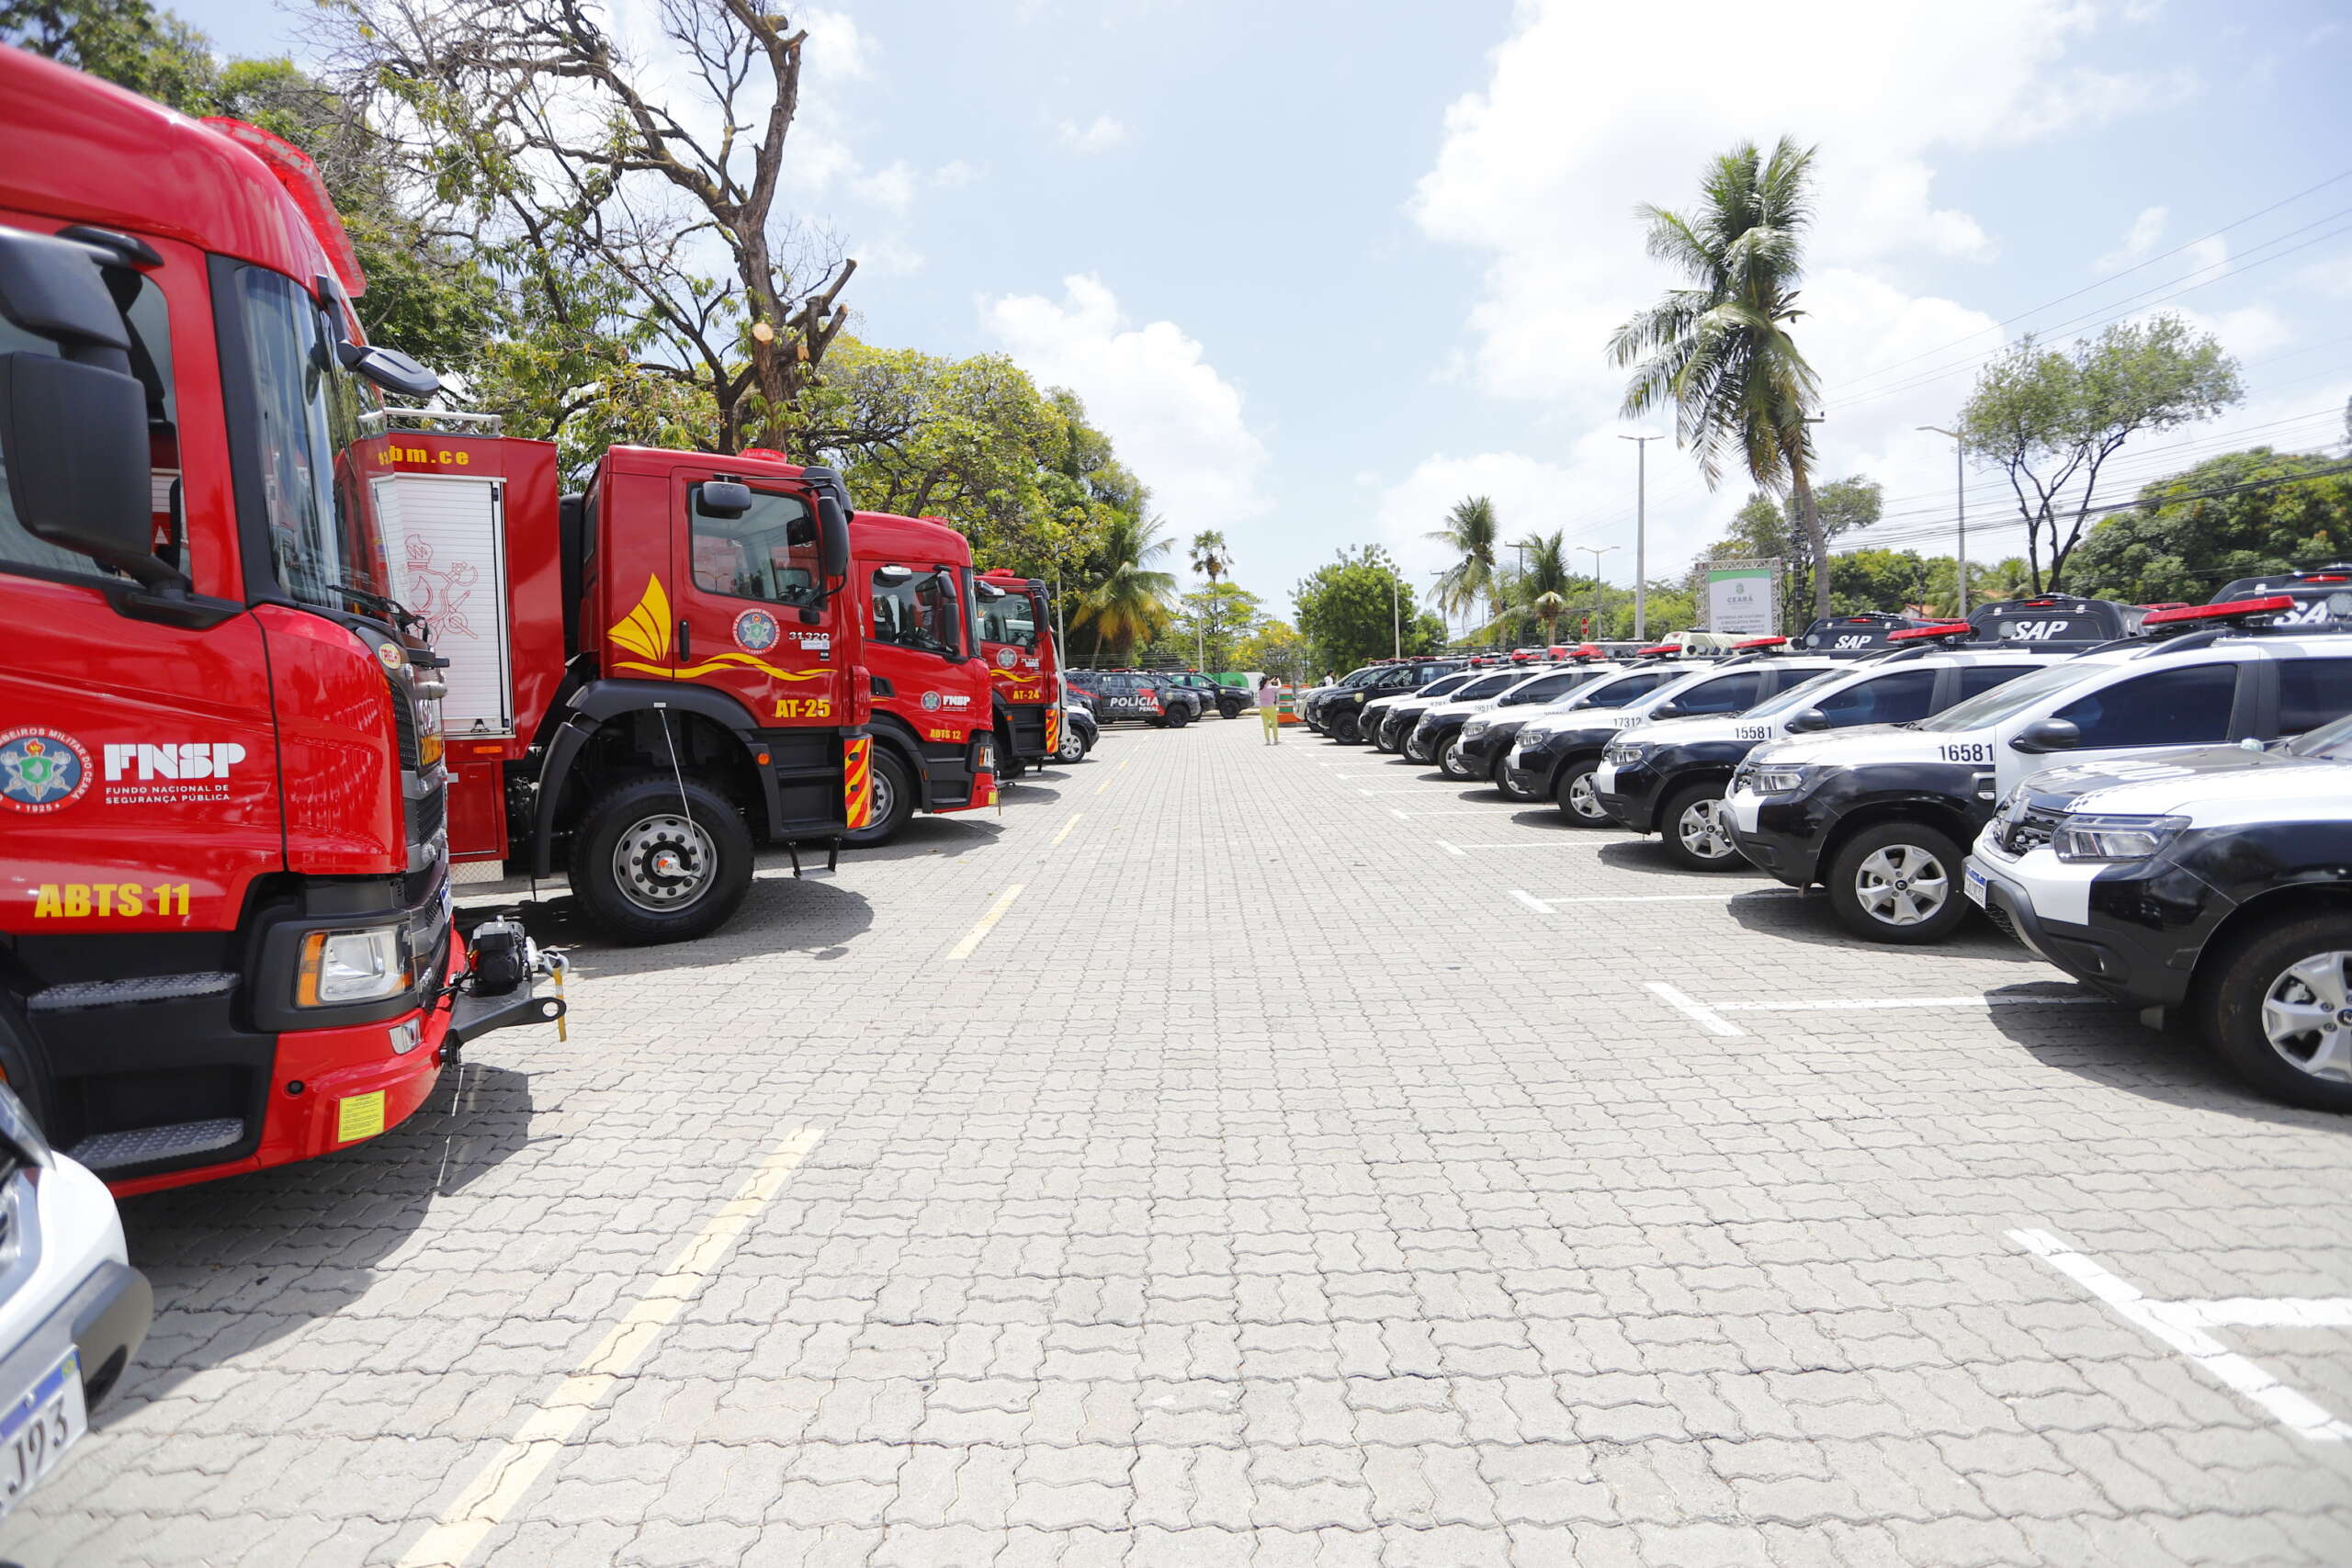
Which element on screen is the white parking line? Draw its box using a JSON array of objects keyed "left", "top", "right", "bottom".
[
  {"left": 1391, "top": 809, "right": 1517, "bottom": 818},
  {"left": 1438, "top": 840, "right": 1610, "bottom": 851},
  {"left": 946, "top": 884, "right": 1026, "bottom": 960},
  {"left": 2011, "top": 1228, "right": 2352, "bottom": 1442},
  {"left": 396, "top": 1129, "right": 826, "bottom": 1566},
  {"left": 1645, "top": 982, "right": 1745, "bottom": 1038},
  {"left": 1514, "top": 889, "right": 1797, "bottom": 912}
]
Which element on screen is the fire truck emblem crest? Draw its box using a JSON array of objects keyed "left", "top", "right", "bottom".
[
  {"left": 997, "top": 647, "right": 1018, "bottom": 669},
  {"left": 734, "top": 609, "right": 780, "bottom": 653},
  {"left": 0, "top": 728, "right": 92, "bottom": 813}
]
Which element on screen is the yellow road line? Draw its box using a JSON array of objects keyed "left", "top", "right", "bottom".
[
  {"left": 1050, "top": 812, "right": 1083, "bottom": 846},
  {"left": 1094, "top": 757, "right": 1130, "bottom": 795},
  {"left": 394, "top": 1128, "right": 825, "bottom": 1568},
  {"left": 946, "top": 884, "right": 1026, "bottom": 961}
]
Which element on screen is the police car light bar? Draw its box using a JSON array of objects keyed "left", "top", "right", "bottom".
[
  {"left": 1732, "top": 636, "right": 1789, "bottom": 650},
  {"left": 2143, "top": 594, "right": 2297, "bottom": 632},
  {"left": 1888, "top": 621, "right": 1975, "bottom": 642},
  {"left": 1635, "top": 643, "right": 1680, "bottom": 656}
]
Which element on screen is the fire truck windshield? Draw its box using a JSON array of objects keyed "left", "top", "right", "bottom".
[
  {"left": 232, "top": 265, "right": 391, "bottom": 615},
  {"left": 976, "top": 581, "right": 1037, "bottom": 648}
]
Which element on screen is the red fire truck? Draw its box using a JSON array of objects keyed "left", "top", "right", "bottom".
[
  {"left": 837, "top": 511, "right": 997, "bottom": 846},
  {"left": 0, "top": 49, "right": 560, "bottom": 1193},
  {"left": 974, "top": 569, "right": 1060, "bottom": 778},
  {"left": 365, "top": 423, "right": 876, "bottom": 941}
]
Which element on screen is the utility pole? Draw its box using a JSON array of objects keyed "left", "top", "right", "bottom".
[
  {"left": 1391, "top": 570, "right": 1402, "bottom": 659},
  {"left": 1618, "top": 434, "right": 1661, "bottom": 639},
  {"left": 1917, "top": 425, "right": 1967, "bottom": 615}
]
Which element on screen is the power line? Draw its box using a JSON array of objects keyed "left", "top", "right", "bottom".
[
  {"left": 1824, "top": 165, "right": 2352, "bottom": 399},
  {"left": 1830, "top": 460, "right": 2352, "bottom": 554}
]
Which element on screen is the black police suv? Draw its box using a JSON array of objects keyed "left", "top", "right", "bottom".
[
  {"left": 1503, "top": 655, "right": 1790, "bottom": 824},
  {"left": 1069, "top": 670, "right": 1194, "bottom": 727},
  {"left": 1385, "top": 667, "right": 1527, "bottom": 761},
  {"left": 1792, "top": 612, "right": 1933, "bottom": 655},
  {"left": 1318, "top": 660, "right": 1466, "bottom": 743},
  {"left": 1417, "top": 662, "right": 1613, "bottom": 779},
  {"left": 1726, "top": 598, "right": 2352, "bottom": 944},
  {"left": 2211, "top": 560, "right": 2352, "bottom": 628},
  {"left": 1595, "top": 638, "right": 2056, "bottom": 870},
  {"left": 1367, "top": 670, "right": 1484, "bottom": 751},
  {"left": 1154, "top": 671, "right": 1249, "bottom": 719},
  {"left": 1966, "top": 710, "right": 2352, "bottom": 1111},
  {"left": 1967, "top": 593, "right": 2147, "bottom": 649},
  {"left": 1456, "top": 660, "right": 1623, "bottom": 795}
]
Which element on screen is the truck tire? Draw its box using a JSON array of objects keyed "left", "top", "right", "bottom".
[
  {"left": 570, "top": 773, "right": 754, "bottom": 944},
  {"left": 2201, "top": 913, "right": 2352, "bottom": 1113},
  {"left": 1825, "top": 820, "right": 1968, "bottom": 944},
  {"left": 1659, "top": 783, "right": 1743, "bottom": 871},
  {"left": 1555, "top": 760, "right": 1609, "bottom": 825},
  {"left": 843, "top": 748, "right": 917, "bottom": 849}
]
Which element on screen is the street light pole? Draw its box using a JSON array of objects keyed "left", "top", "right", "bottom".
[
  {"left": 1917, "top": 425, "right": 1967, "bottom": 615},
  {"left": 1618, "top": 434, "right": 1661, "bottom": 639},
  {"left": 1577, "top": 544, "right": 1619, "bottom": 637},
  {"left": 1391, "top": 571, "right": 1401, "bottom": 660}
]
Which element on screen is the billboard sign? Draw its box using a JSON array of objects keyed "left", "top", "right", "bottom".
[{"left": 1703, "top": 560, "right": 1778, "bottom": 637}]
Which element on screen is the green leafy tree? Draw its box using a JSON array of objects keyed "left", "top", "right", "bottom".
[
  {"left": 2066, "top": 448, "right": 2352, "bottom": 604},
  {"left": 1070, "top": 513, "right": 1178, "bottom": 663},
  {"left": 1611, "top": 136, "right": 1837, "bottom": 616},
  {"left": 0, "top": 0, "right": 216, "bottom": 111},
  {"left": 1236, "top": 618, "right": 1306, "bottom": 682},
  {"left": 1959, "top": 313, "right": 2243, "bottom": 592},
  {"left": 1295, "top": 547, "right": 1441, "bottom": 673},
  {"left": 1429, "top": 497, "right": 1500, "bottom": 629},
  {"left": 1172, "top": 581, "right": 1262, "bottom": 673},
  {"left": 1696, "top": 476, "right": 1879, "bottom": 627}
]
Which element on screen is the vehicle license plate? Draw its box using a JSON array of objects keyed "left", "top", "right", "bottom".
[
  {"left": 1964, "top": 866, "right": 1988, "bottom": 908},
  {"left": 0, "top": 1350, "right": 84, "bottom": 1521}
]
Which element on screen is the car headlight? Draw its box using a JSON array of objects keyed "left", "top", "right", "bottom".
[
  {"left": 1602, "top": 741, "right": 1646, "bottom": 764},
  {"left": 2052, "top": 813, "right": 2188, "bottom": 863},
  {"left": 1747, "top": 764, "right": 1809, "bottom": 795},
  {"left": 297, "top": 926, "right": 413, "bottom": 1006},
  {"left": 1520, "top": 726, "right": 1553, "bottom": 747},
  {"left": 1464, "top": 717, "right": 1489, "bottom": 739}
]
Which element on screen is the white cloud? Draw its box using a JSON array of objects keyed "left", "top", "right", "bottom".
[
  {"left": 2299, "top": 251, "right": 2352, "bottom": 300},
  {"left": 1393, "top": 0, "right": 2211, "bottom": 596},
  {"left": 2097, "top": 206, "right": 2168, "bottom": 272},
  {"left": 854, "top": 161, "right": 918, "bottom": 213},
  {"left": 1057, "top": 115, "right": 1130, "bottom": 154},
  {"left": 981, "top": 275, "right": 1272, "bottom": 526}
]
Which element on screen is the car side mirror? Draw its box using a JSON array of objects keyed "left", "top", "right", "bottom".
[
  {"left": 1652, "top": 700, "right": 1687, "bottom": 719},
  {"left": 697, "top": 480, "right": 752, "bottom": 518},
  {"left": 2010, "top": 716, "right": 2081, "bottom": 754},
  {"left": 1787, "top": 707, "right": 1830, "bottom": 734}
]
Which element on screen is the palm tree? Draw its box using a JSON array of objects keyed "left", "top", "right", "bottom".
[
  {"left": 1429, "top": 497, "right": 1500, "bottom": 634},
  {"left": 1517, "top": 531, "right": 1572, "bottom": 644},
  {"left": 1609, "top": 136, "right": 1833, "bottom": 618},
  {"left": 1189, "top": 530, "right": 1231, "bottom": 584},
  {"left": 1073, "top": 513, "right": 1178, "bottom": 663}
]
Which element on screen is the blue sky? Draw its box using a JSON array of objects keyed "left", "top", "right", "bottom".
[{"left": 183, "top": 0, "right": 2352, "bottom": 624}]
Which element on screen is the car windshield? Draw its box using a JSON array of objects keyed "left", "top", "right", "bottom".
[
  {"left": 2290, "top": 711, "right": 2352, "bottom": 759},
  {"left": 1417, "top": 673, "right": 1476, "bottom": 700},
  {"left": 235, "top": 265, "right": 393, "bottom": 614},
  {"left": 1739, "top": 670, "right": 1849, "bottom": 719},
  {"left": 1913, "top": 660, "right": 2106, "bottom": 731}
]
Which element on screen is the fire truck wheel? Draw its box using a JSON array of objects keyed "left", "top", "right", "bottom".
[
  {"left": 842, "top": 748, "right": 917, "bottom": 849},
  {"left": 2201, "top": 913, "right": 2352, "bottom": 1113},
  {"left": 571, "top": 774, "right": 754, "bottom": 944}
]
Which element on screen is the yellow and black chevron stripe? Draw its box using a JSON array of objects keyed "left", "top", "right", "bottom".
[{"left": 842, "top": 736, "right": 873, "bottom": 830}]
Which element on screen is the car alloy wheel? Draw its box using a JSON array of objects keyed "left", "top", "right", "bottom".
[
  {"left": 2259, "top": 950, "right": 2352, "bottom": 1084},
  {"left": 1675, "top": 797, "right": 1736, "bottom": 863},
  {"left": 1852, "top": 843, "right": 1949, "bottom": 927},
  {"left": 1558, "top": 763, "right": 1608, "bottom": 825},
  {"left": 1440, "top": 738, "right": 1473, "bottom": 779}
]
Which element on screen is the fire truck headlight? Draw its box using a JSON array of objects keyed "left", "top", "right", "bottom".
[
  {"left": 298, "top": 927, "right": 413, "bottom": 1007},
  {"left": 2052, "top": 813, "right": 2187, "bottom": 863}
]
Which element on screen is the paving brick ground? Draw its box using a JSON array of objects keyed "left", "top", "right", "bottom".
[{"left": 8, "top": 714, "right": 2352, "bottom": 1566}]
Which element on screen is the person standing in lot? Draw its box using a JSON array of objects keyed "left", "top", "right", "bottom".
[{"left": 1259, "top": 674, "right": 1284, "bottom": 743}]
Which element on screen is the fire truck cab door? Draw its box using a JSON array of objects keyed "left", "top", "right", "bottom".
[{"left": 669, "top": 471, "right": 839, "bottom": 723}]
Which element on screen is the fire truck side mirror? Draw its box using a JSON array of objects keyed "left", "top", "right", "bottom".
[
  {"left": 816, "top": 495, "right": 851, "bottom": 581},
  {"left": 0, "top": 229, "right": 165, "bottom": 585}
]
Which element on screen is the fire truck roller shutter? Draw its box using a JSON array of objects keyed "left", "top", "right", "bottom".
[{"left": 526, "top": 680, "right": 783, "bottom": 878}]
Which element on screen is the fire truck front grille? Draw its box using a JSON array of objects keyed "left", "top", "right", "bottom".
[
  {"left": 390, "top": 680, "right": 421, "bottom": 771},
  {"left": 410, "top": 783, "right": 446, "bottom": 847}
]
